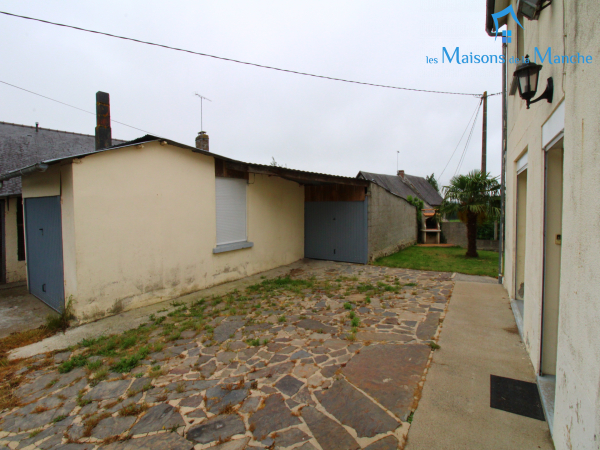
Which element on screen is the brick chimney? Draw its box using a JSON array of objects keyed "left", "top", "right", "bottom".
[
  {"left": 195, "top": 131, "right": 209, "bottom": 152},
  {"left": 397, "top": 170, "right": 405, "bottom": 178},
  {"left": 95, "top": 91, "right": 112, "bottom": 150}
]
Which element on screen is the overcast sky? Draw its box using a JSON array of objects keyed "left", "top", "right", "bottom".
[{"left": 0, "top": 1, "right": 503, "bottom": 189}]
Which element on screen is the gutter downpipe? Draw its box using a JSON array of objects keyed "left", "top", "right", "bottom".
[
  {"left": 498, "top": 42, "right": 507, "bottom": 284},
  {"left": 0, "top": 163, "right": 49, "bottom": 188}
]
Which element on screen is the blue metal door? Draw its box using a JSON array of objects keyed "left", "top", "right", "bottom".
[
  {"left": 25, "top": 196, "right": 64, "bottom": 312},
  {"left": 305, "top": 200, "right": 368, "bottom": 264}
]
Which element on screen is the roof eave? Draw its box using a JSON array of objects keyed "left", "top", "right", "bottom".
[
  {"left": 0, "top": 136, "right": 367, "bottom": 188},
  {"left": 485, "top": 0, "right": 510, "bottom": 37}
]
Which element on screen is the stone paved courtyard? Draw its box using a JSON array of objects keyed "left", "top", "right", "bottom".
[{"left": 0, "top": 261, "right": 454, "bottom": 450}]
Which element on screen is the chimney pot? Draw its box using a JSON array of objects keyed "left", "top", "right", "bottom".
[
  {"left": 95, "top": 91, "right": 112, "bottom": 150},
  {"left": 398, "top": 170, "right": 405, "bottom": 178},
  {"left": 195, "top": 131, "right": 209, "bottom": 152},
  {"left": 35, "top": 122, "right": 39, "bottom": 132}
]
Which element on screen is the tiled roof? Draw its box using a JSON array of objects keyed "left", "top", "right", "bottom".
[
  {"left": 357, "top": 171, "right": 443, "bottom": 207},
  {"left": 0, "top": 121, "right": 126, "bottom": 196}
]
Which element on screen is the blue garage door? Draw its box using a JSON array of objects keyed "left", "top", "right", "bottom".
[
  {"left": 25, "top": 196, "right": 64, "bottom": 312},
  {"left": 305, "top": 200, "right": 368, "bottom": 264}
]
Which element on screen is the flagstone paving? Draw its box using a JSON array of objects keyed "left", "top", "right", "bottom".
[{"left": 0, "top": 262, "right": 453, "bottom": 449}]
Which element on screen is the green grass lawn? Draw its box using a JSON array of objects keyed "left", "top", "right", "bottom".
[{"left": 374, "top": 245, "right": 499, "bottom": 278}]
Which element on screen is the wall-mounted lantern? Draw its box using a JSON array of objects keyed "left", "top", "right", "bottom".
[
  {"left": 517, "top": 0, "right": 552, "bottom": 20},
  {"left": 514, "top": 56, "right": 553, "bottom": 109}
]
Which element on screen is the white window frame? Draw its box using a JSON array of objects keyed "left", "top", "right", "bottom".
[{"left": 215, "top": 177, "right": 252, "bottom": 253}]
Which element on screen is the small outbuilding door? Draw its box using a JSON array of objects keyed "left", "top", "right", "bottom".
[
  {"left": 305, "top": 199, "right": 368, "bottom": 264},
  {"left": 24, "top": 196, "right": 64, "bottom": 312}
]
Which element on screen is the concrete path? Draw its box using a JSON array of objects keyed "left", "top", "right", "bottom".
[
  {"left": 453, "top": 273, "right": 498, "bottom": 284},
  {"left": 0, "top": 283, "right": 56, "bottom": 339},
  {"left": 405, "top": 278, "right": 554, "bottom": 450}
]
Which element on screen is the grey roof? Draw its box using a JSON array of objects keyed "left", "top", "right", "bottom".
[
  {"left": 403, "top": 174, "right": 443, "bottom": 206},
  {"left": 0, "top": 121, "right": 126, "bottom": 196},
  {"left": 357, "top": 171, "right": 443, "bottom": 207}
]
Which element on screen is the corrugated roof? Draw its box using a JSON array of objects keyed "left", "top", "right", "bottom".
[
  {"left": 0, "top": 133, "right": 368, "bottom": 189},
  {"left": 0, "top": 121, "right": 126, "bottom": 196},
  {"left": 357, "top": 171, "right": 443, "bottom": 207}
]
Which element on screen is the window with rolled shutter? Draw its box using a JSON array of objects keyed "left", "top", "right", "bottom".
[{"left": 216, "top": 177, "right": 247, "bottom": 245}]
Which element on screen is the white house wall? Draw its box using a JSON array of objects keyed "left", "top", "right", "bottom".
[
  {"left": 503, "top": 0, "right": 600, "bottom": 448},
  {"left": 552, "top": 2, "right": 600, "bottom": 448}
]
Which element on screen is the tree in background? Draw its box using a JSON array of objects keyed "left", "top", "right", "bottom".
[
  {"left": 425, "top": 173, "right": 439, "bottom": 193},
  {"left": 440, "top": 170, "right": 500, "bottom": 257}
]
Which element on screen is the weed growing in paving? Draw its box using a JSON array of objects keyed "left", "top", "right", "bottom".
[
  {"left": 247, "top": 276, "right": 313, "bottom": 295},
  {"left": 45, "top": 298, "right": 75, "bottom": 333},
  {"left": 86, "top": 360, "right": 102, "bottom": 371},
  {"left": 90, "top": 368, "right": 108, "bottom": 386},
  {"left": 52, "top": 415, "right": 67, "bottom": 424},
  {"left": 76, "top": 390, "right": 91, "bottom": 407},
  {"left": 59, "top": 354, "right": 88, "bottom": 373},
  {"left": 28, "top": 429, "right": 42, "bottom": 439},
  {"left": 111, "top": 347, "right": 150, "bottom": 373},
  {"left": 119, "top": 402, "right": 148, "bottom": 417},
  {"left": 247, "top": 338, "right": 268, "bottom": 347}
]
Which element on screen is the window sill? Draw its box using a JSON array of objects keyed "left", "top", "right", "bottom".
[{"left": 213, "top": 241, "right": 254, "bottom": 254}]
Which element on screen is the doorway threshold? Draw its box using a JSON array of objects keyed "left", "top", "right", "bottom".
[
  {"left": 537, "top": 374, "right": 556, "bottom": 435},
  {"left": 510, "top": 297, "right": 525, "bottom": 339}
]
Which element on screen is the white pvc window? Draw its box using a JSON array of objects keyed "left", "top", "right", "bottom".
[{"left": 216, "top": 177, "right": 247, "bottom": 245}]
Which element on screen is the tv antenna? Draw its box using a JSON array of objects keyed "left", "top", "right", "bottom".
[{"left": 194, "top": 93, "right": 212, "bottom": 131}]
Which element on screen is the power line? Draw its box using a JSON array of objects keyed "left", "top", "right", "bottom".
[
  {"left": 0, "top": 10, "right": 501, "bottom": 98},
  {"left": 439, "top": 100, "right": 482, "bottom": 180},
  {"left": 0, "top": 80, "right": 156, "bottom": 135},
  {"left": 453, "top": 99, "right": 483, "bottom": 177}
]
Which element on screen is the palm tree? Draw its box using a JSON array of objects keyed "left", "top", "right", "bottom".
[{"left": 441, "top": 170, "right": 501, "bottom": 258}]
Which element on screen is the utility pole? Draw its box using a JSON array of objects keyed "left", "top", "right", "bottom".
[{"left": 481, "top": 91, "right": 488, "bottom": 174}]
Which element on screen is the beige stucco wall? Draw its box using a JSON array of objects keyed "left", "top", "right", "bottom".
[
  {"left": 503, "top": 1, "right": 600, "bottom": 448},
  {"left": 3, "top": 197, "right": 26, "bottom": 283},
  {"left": 52, "top": 142, "right": 305, "bottom": 321},
  {"left": 367, "top": 184, "right": 416, "bottom": 261},
  {"left": 21, "top": 166, "right": 61, "bottom": 198}
]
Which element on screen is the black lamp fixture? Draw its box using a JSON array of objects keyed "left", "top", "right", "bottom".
[
  {"left": 514, "top": 55, "right": 553, "bottom": 109},
  {"left": 517, "top": 0, "right": 552, "bottom": 20}
]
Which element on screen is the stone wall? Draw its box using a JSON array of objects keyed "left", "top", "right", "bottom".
[
  {"left": 440, "top": 222, "right": 499, "bottom": 252},
  {"left": 368, "top": 184, "right": 417, "bottom": 261}
]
